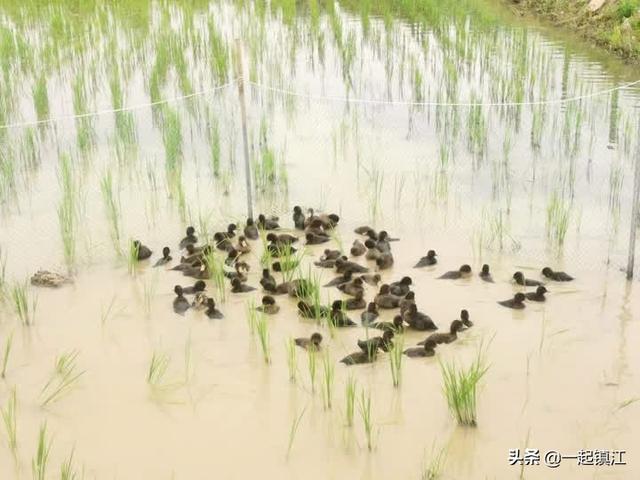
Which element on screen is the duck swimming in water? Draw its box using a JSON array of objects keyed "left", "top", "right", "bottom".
[
  {"left": 340, "top": 349, "right": 377, "bottom": 365},
  {"left": 244, "top": 218, "right": 259, "bottom": 240},
  {"left": 321, "top": 249, "right": 341, "bottom": 261},
  {"left": 360, "top": 302, "right": 379, "bottom": 325},
  {"left": 389, "top": 276, "right": 412, "bottom": 296},
  {"left": 234, "top": 236, "right": 251, "bottom": 255},
  {"left": 404, "top": 339, "right": 437, "bottom": 358},
  {"left": 513, "top": 271, "right": 544, "bottom": 287},
  {"left": 459, "top": 309, "right": 473, "bottom": 329},
  {"left": 525, "top": 286, "right": 548, "bottom": 302},
  {"left": 370, "top": 314, "right": 404, "bottom": 333},
  {"left": 541, "top": 267, "right": 574, "bottom": 282},
  {"left": 350, "top": 239, "right": 366, "bottom": 257},
  {"left": 374, "top": 284, "right": 400, "bottom": 309},
  {"left": 354, "top": 225, "right": 374, "bottom": 235},
  {"left": 375, "top": 252, "right": 394, "bottom": 270},
  {"left": 305, "top": 232, "right": 330, "bottom": 245},
  {"left": 414, "top": 250, "right": 437, "bottom": 268},
  {"left": 336, "top": 257, "right": 369, "bottom": 274},
  {"left": 181, "top": 280, "right": 206, "bottom": 295},
  {"left": 358, "top": 330, "right": 394, "bottom": 354},
  {"left": 295, "top": 332, "right": 323, "bottom": 351},
  {"left": 173, "top": 285, "right": 190, "bottom": 315},
  {"left": 479, "top": 264, "right": 494, "bottom": 283},
  {"left": 133, "top": 240, "right": 152, "bottom": 260},
  {"left": 399, "top": 291, "right": 416, "bottom": 315},
  {"left": 213, "top": 232, "right": 233, "bottom": 251},
  {"left": 437, "top": 264, "right": 471, "bottom": 280},
  {"left": 257, "top": 214, "right": 280, "bottom": 230},
  {"left": 324, "top": 271, "right": 353, "bottom": 288},
  {"left": 179, "top": 226, "right": 197, "bottom": 249},
  {"left": 329, "top": 301, "right": 357, "bottom": 327},
  {"left": 360, "top": 273, "right": 381, "bottom": 286},
  {"left": 418, "top": 320, "right": 464, "bottom": 345},
  {"left": 231, "top": 278, "right": 256, "bottom": 293},
  {"left": 364, "top": 239, "right": 382, "bottom": 261},
  {"left": 266, "top": 232, "right": 298, "bottom": 246},
  {"left": 403, "top": 304, "right": 438, "bottom": 331},
  {"left": 498, "top": 292, "right": 526, "bottom": 309},
  {"left": 297, "top": 301, "right": 329, "bottom": 319},
  {"left": 337, "top": 277, "right": 365, "bottom": 297},
  {"left": 343, "top": 290, "right": 366, "bottom": 310},
  {"left": 225, "top": 248, "right": 240, "bottom": 266},
  {"left": 256, "top": 295, "right": 280, "bottom": 315},
  {"left": 153, "top": 247, "right": 172, "bottom": 267},
  {"left": 293, "top": 206, "right": 306, "bottom": 230},
  {"left": 205, "top": 298, "right": 223, "bottom": 319}
]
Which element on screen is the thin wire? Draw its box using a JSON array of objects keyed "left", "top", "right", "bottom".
[
  {"left": 0, "top": 79, "right": 239, "bottom": 130},
  {"left": 249, "top": 78, "right": 640, "bottom": 107}
]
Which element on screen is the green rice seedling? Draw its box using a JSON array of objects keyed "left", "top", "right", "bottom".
[
  {"left": 32, "top": 76, "right": 49, "bottom": 121},
  {"left": 204, "top": 249, "right": 226, "bottom": 301},
  {"left": 147, "top": 351, "right": 171, "bottom": 387},
  {"left": 546, "top": 192, "right": 571, "bottom": 249},
  {"left": 255, "top": 312, "right": 271, "bottom": 364},
  {"left": 11, "top": 281, "right": 37, "bottom": 326},
  {"left": 285, "top": 338, "right": 297, "bottom": 383},
  {"left": 420, "top": 443, "right": 447, "bottom": 480},
  {"left": 1, "top": 331, "right": 13, "bottom": 378},
  {"left": 321, "top": 350, "right": 334, "bottom": 409},
  {"left": 60, "top": 447, "right": 78, "bottom": 480},
  {"left": 100, "top": 296, "right": 119, "bottom": 327},
  {"left": 0, "top": 247, "right": 7, "bottom": 295},
  {"left": 100, "top": 171, "right": 122, "bottom": 256},
  {"left": 246, "top": 300, "right": 258, "bottom": 335},
  {"left": 345, "top": 376, "right": 357, "bottom": 426},
  {"left": 358, "top": 389, "right": 374, "bottom": 451},
  {"left": 274, "top": 244, "right": 305, "bottom": 283},
  {"left": 389, "top": 335, "right": 404, "bottom": 388},
  {"left": 142, "top": 274, "right": 158, "bottom": 316},
  {"left": 41, "top": 350, "right": 85, "bottom": 407},
  {"left": 308, "top": 350, "right": 318, "bottom": 393},
  {"left": 439, "top": 346, "right": 489, "bottom": 427},
  {"left": 32, "top": 421, "right": 52, "bottom": 480},
  {"left": 58, "top": 153, "right": 76, "bottom": 268},
  {"left": 210, "top": 118, "right": 221, "bottom": 177},
  {"left": 127, "top": 239, "right": 139, "bottom": 275},
  {"left": 1, "top": 388, "right": 17, "bottom": 454},
  {"left": 286, "top": 407, "right": 306, "bottom": 459}
]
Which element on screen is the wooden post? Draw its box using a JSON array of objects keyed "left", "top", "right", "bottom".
[
  {"left": 626, "top": 116, "right": 640, "bottom": 279},
  {"left": 234, "top": 39, "right": 253, "bottom": 220}
]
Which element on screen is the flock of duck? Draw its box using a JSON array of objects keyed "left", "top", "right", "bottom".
[{"left": 130, "top": 207, "right": 575, "bottom": 366}]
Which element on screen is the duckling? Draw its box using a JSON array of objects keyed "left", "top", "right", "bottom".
[
  {"left": 360, "top": 302, "right": 379, "bottom": 325},
  {"left": 376, "top": 231, "right": 398, "bottom": 252},
  {"left": 181, "top": 280, "right": 206, "bottom": 295},
  {"left": 389, "top": 276, "right": 412, "bottom": 296},
  {"left": 182, "top": 264, "right": 210, "bottom": 279},
  {"left": 375, "top": 253, "right": 394, "bottom": 270},
  {"left": 513, "top": 271, "right": 544, "bottom": 287},
  {"left": 274, "top": 282, "right": 294, "bottom": 295},
  {"left": 418, "top": 320, "right": 463, "bottom": 345},
  {"left": 337, "top": 277, "right": 365, "bottom": 297},
  {"left": 498, "top": 292, "right": 526, "bottom": 309},
  {"left": 217, "top": 223, "right": 237, "bottom": 240},
  {"left": 266, "top": 232, "right": 298, "bottom": 246},
  {"left": 318, "top": 213, "right": 340, "bottom": 229},
  {"left": 324, "top": 270, "right": 353, "bottom": 287},
  {"left": 329, "top": 301, "right": 357, "bottom": 327},
  {"left": 191, "top": 291, "right": 210, "bottom": 309},
  {"left": 314, "top": 258, "right": 338, "bottom": 268},
  {"left": 256, "top": 295, "right": 280, "bottom": 314},
  {"left": 340, "top": 350, "right": 377, "bottom": 365},
  {"left": 287, "top": 279, "right": 316, "bottom": 299},
  {"left": 153, "top": 247, "right": 173, "bottom": 267},
  {"left": 173, "top": 285, "right": 190, "bottom": 315},
  {"left": 304, "top": 218, "right": 326, "bottom": 236},
  {"left": 459, "top": 309, "right": 473, "bottom": 329},
  {"left": 541, "top": 267, "right": 574, "bottom": 282},
  {"left": 336, "top": 257, "right": 370, "bottom": 273},
  {"left": 244, "top": 218, "right": 259, "bottom": 240},
  {"left": 224, "top": 262, "right": 249, "bottom": 283},
  {"left": 133, "top": 240, "right": 152, "bottom": 260},
  {"left": 272, "top": 259, "right": 300, "bottom": 273},
  {"left": 360, "top": 273, "right": 381, "bottom": 286},
  {"left": 231, "top": 278, "right": 256, "bottom": 293},
  {"left": 321, "top": 249, "right": 342, "bottom": 261},
  {"left": 437, "top": 264, "right": 472, "bottom": 280},
  {"left": 364, "top": 239, "right": 382, "bottom": 261},
  {"left": 225, "top": 248, "right": 240, "bottom": 266},
  {"left": 205, "top": 298, "right": 223, "bottom": 319},
  {"left": 305, "top": 232, "right": 330, "bottom": 245},
  {"left": 213, "top": 232, "right": 233, "bottom": 251},
  {"left": 525, "top": 286, "right": 548, "bottom": 302},
  {"left": 295, "top": 332, "right": 323, "bottom": 351},
  {"left": 354, "top": 225, "right": 374, "bottom": 235},
  {"left": 235, "top": 236, "right": 251, "bottom": 255},
  {"left": 343, "top": 290, "right": 366, "bottom": 310},
  {"left": 257, "top": 214, "right": 280, "bottom": 230},
  {"left": 179, "top": 226, "right": 197, "bottom": 249},
  {"left": 260, "top": 269, "right": 277, "bottom": 292},
  {"left": 404, "top": 304, "right": 438, "bottom": 331},
  {"left": 350, "top": 239, "right": 366, "bottom": 257},
  {"left": 404, "top": 339, "right": 437, "bottom": 358},
  {"left": 414, "top": 250, "right": 437, "bottom": 268},
  {"left": 267, "top": 242, "right": 297, "bottom": 257},
  {"left": 479, "top": 264, "right": 494, "bottom": 283},
  {"left": 358, "top": 330, "right": 394, "bottom": 354},
  {"left": 399, "top": 291, "right": 416, "bottom": 315},
  {"left": 370, "top": 314, "right": 405, "bottom": 333},
  {"left": 297, "top": 301, "right": 329, "bottom": 319},
  {"left": 374, "top": 284, "right": 401, "bottom": 309},
  {"left": 293, "top": 206, "right": 306, "bottom": 230}
]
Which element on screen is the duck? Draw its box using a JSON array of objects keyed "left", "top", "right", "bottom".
[
  {"left": 153, "top": 247, "right": 172, "bottom": 267},
  {"left": 292, "top": 206, "right": 306, "bottom": 230},
  {"left": 335, "top": 257, "right": 369, "bottom": 273},
  {"left": 337, "top": 277, "right": 365, "bottom": 297},
  {"left": 256, "top": 295, "right": 280, "bottom": 314},
  {"left": 133, "top": 240, "right": 152, "bottom": 260},
  {"left": 179, "top": 226, "right": 198, "bottom": 249},
  {"left": 513, "top": 271, "right": 544, "bottom": 287},
  {"left": 318, "top": 213, "right": 340, "bottom": 229},
  {"left": 213, "top": 232, "right": 233, "bottom": 251},
  {"left": 479, "top": 264, "right": 494, "bottom": 283},
  {"left": 182, "top": 264, "right": 210, "bottom": 279},
  {"left": 375, "top": 252, "right": 394, "bottom": 270},
  {"left": 234, "top": 236, "right": 251, "bottom": 254},
  {"left": 224, "top": 262, "right": 249, "bottom": 283},
  {"left": 225, "top": 248, "right": 240, "bottom": 266},
  {"left": 418, "top": 320, "right": 463, "bottom": 345},
  {"left": 375, "top": 231, "right": 397, "bottom": 253},
  {"left": 205, "top": 298, "right": 223, "bottom": 319},
  {"left": 266, "top": 232, "right": 298, "bottom": 246},
  {"left": 329, "top": 301, "right": 357, "bottom": 327},
  {"left": 272, "top": 259, "right": 300, "bottom": 273},
  {"left": 374, "top": 284, "right": 400, "bottom": 309},
  {"left": 542, "top": 267, "right": 574, "bottom": 282},
  {"left": 297, "top": 301, "right": 329, "bottom": 319},
  {"left": 357, "top": 330, "right": 394, "bottom": 354},
  {"left": 389, "top": 276, "right": 412, "bottom": 296},
  {"left": 287, "top": 279, "right": 316, "bottom": 299},
  {"left": 304, "top": 218, "right": 326, "bottom": 236},
  {"left": 404, "top": 339, "right": 437, "bottom": 358},
  {"left": 257, "top": 214, "right": 280, "bottom": 230},
  {"left": 231, "top": 278, "right": 256, "bottom": 293},
  {"left": 314, "top": 258, "right": 338, "bottom": 268},
  {"left": 360, "top": 302, "right": 379, "bottom": 325},
  {"left": 343, "top": 290, "right": 366, "bottom": 310},
  {"left": 403, "top": 304, "right": 438, "bottom": 331},
  {"left": 370, "top": 314, "right": 404, "bottom": 333},
  {"left": 218, "top": 223, "right": 237, "bottom": 240},
  {"left": 364, "top": 239, "right": 382, "bottom": 261},
  {"left": 324, "top": 271, "right": 353, "bottom": 287},
  {"left": 498, "top": 292, "right": 526, "bottom": 309},
  {"left": 181, "top": 280, "right": 206, "bottom": 295},
  {"left": 525, "top": 286, "right": 548, "bottom": 302},
  {"left": 350, "top": 239, "right": 366, "bottom": 257},
  {"left": 244, "top": 218, "right": 259, "bottom": 240},
  {"left": 399, "top": 291, "right": 416, "bottom": 315},
  {"left": 295, "top": 332, "right": 323, "bottom": 351},
  {"left": 305, "top": 232, "right": 330, "bottom": 245},
  {"left": 340, "top": 350, "right": 377, "bottom": 365},
  {"left": 321, "top": 249, "right": 342, "bottom": 261},
  {"left": 267, "top": 242, "right": 297, "bottom": 257},
  {"left": 173, "top": 285, "right": 190, "bottom": 315},
  {"left": 360, "top": 273, "right": 381, "bottom": 286},
  {"left": 459, "top": 309, "right": 473, "bottom": 329},
  {"left": 354, "top": 225, "right": 374, "bottom": 235},
  {"left": 191, "top": 291, "right": 210, "bottom": 309},
  {"left": 437, "top": 264, "right": 472, "bottom": 280},
  {"left": 414, "top": 250, "right": 437, "bottom": 268},
  {"left": 274, "top": 281, "right": 295, "bottom": 295}
]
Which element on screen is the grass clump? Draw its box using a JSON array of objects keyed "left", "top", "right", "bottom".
[
  {"left": 345, "top": 376, "right": 357, "bottom": 426},
  {"left": 57, "top": 153, "right": 77, "bottom": 268},
  {"left": 100, "top": 171, "right": 122, "bottom": 256},
  {"left": 11, "top": 281, "right": 37, "bottom": 326},
  {"left": 358, "top": 389, "right": 374, "bottom": 451},
  {"left": 285, "top": 338, "right": 297, "bottom": 383},
  {"left": 32, "top": 422, "right": 52, "bottom": 480},
  {"left": 321, "top": 350, "right": 334, "bottom": 409},
  {"left": 420, "top": 444, "right": 447, "bottom": 480},
  {"left": 1, "top": 331, "right": 13, "bottom": 378},
  {"left": 41, "top": 350, "right": 85, "bottom": 407},
  {"left": 255, "top": 312, "right": 271, "bottom": 364},
  {"left": 286, "top": 407, "right": 306, "bottom": 459},
  {"left": 147, "top": 351, "right": 171, "bottom": 387},
  {"left": 389, "top": 335, "right": 404, "bottom": 388},
  {"left": 1, "top": 388, "right": 17, "bottom": 454},
  {"left": 308, "top": 350, "right": 318, "bottom": 392}
]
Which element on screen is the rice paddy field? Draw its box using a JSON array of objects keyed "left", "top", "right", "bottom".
[{"left": 1, "top": 0, "right": 640, "bottom": 478}]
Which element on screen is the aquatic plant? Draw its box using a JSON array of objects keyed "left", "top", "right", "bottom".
[
  {"left": 286, "top": 407, "right": 306, "bottom": 459},
  {"left": 308, "top": 350, "right": 318, "bottom": 393},
  {"left": 147, "top": 351, "right": 171, "bottom": 387},
  {"left": 1, "top": 331, "right": 13, "bottom": 378},
  {"left": 420, "top": 444, "right": 447, "bottom": 480},
  {"left": 255, "top": 312, "right": 271, "bottom": 363},
  {"left": 1, "top": 388, "right": 17, "bottom": 455},
  {"left": 100, "top": 171, "right": 122, "bottom": 256},
  {"left": 358, "top": 389, "right": 374, "bottom": 451},
  {"left": 285, "top": 338, "right": 297, "bottom": 383},
  {"left": 127, "top": 240, "right": 139, "bottom": 275},
  {"left": 546, "top": 191, "right": 571, "bottom": 249},
  {"left": 389, "top": 335, "right": 404, "bottom": 388},
  {"left": 345, "top": 376, "right": 357, "bottom": 427},
  {"left": 41, "top": 350, "right": 85, "bottom": 407},
  {"left": 32, "top": 422, "right": 52, "bottom": 480},
  {"left": 32, "top": 76, "right": 49, "bottom": 121},
  {"left": 204, "top": 249, "right": 226, "bottom": 301},
  {"left": 58, "top": 153, "right": 77, "bottom": 268},
  {"left": 246, "top": 300, "right": 258, "bottom": 335},
  {"left": 11, "top": 281, "right": 37, "bottom": 326},
  {"left": 321, "top": 350, "right": 334, "bottom": 409},
  {"left": 142, "top": 274, "right": 158, "bottom": 316},
  {"left": 60, "top": 448, "right": 79, "bottom": 480}
]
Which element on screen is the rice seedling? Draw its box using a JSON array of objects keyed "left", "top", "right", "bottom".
[
  {"left": 11, "top": 281, "right": 37, "bottom": 326},
  {"left": 285, "top": 338, "right": 297, "bottom": 383},
  {"left": 0, "top": 247, "right": 7, "bottom": 296},
  {"left": 274, "top": 244, "right": 305, "bottom": 283},
  {"left": 1, "top": 331, "right": 13, "bottom": 378},
  {"left": 1, "top": 388, "right": 17, "bottom": 454},
  {"left": 286, "top": 407, "right": 306, "bottom": 459},
  {"left": 147, "top": 351, "right": 171, "bottom": 387},
  {"left": 41, "top": 350, "right": 85, "bottom": 407},
  {"left": 439, "top": 346, "right": 489, "bottom": 427},
  {"left": 321, "top": 350, "right": 334, "bottom": 409},
  {"left": 142, "top": 274, "right": 158, "bottom": 316},
  {"left": 389, "top": 335, "right": 404, "bottom": 388},
  {"left": 358, "top": 389, "right": 374, "bottom": 451},
  {"left": 127, "top": 239, "right": 139, "bottom": 275},
  {"left": 420, "top": 443, "right": 447, "bottom": 480},
  {"left": 546, "top": 191, "right": 571, "bottom": 249},
  {"left": 308, "top": 350, "right": 318, "bottom": 393},
  {"left": 345, "top": 376, "right": 357, "bottom": 426},
  {"left": 58, "top": 153, "right": 77, "bottom": 268},
  {"left": 100, "top": 171, "right": 122, "bottom": 256},
  {"left": 210, "top": 118, "right": 221, "bottom": 177},
  {"left": 246, "top": 300, "right": 258, "bottom": 335},
  {"left": 60, "top": 448, "right": 79, "bottom": 480},
  {"left": 32, "top": 75, "right": 49, "bottom": 121},
  {"left": 32, "top": 422, "right": 52, "bottom": 480},
  {"left": 204, "top": 249, "right": 226, "bottom": 301},
  {"left": 255, "top": 312, "right": 271, "bottom": 364}
]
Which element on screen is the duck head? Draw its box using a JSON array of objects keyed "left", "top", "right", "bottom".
[
  {"left": 367, "top": 302, "right": 378, "bottom": 313},
  {"left": 364, "top": 239, "right": 376, "bottom": 249},
  {"left": 427, "top": 250, "right": 437, "bottom": 258},
  {"left": 257, "top": 214, "right": 266, "bottom": 223},
  {"left": 231, "top": 278, "right": 242, "bottom": 288},
  {"left": 379, "top": 284, "right": 390, "bottom": 295},
  {"left": 246, "top": 217, "right": 255, "bottom": 226},
  {"left": 382, "top": 330, "right": 395, "bottom": 341},
  {"left": 513, "top": 271, "right": 525, "bottom": 283},
  {"left": 423, "top": 339, "right": 437, "bottom": 350},
  {"left": 514, "top": 293, "right": 526, "bottom": 303},
  {"left": 227, "top": 248, "right": 238, "bottom": 259},
  {"left": 460, "top": 309, "right": 470, "bottom": 322},
  {"left": 194, "top": 280, "right": 206, "bottom": 292},
  {"left": 343, "top": 270, "right": 353, "bottom": 281},
  {"left": 272, "top": 261, "right": 282, "bottom": 272},
  {"left": 262, "top": 268, "right": 271, "bottom": 278},
  {"left": 311, "top": 332, "right": 323, "bottom": 346},
  {"left": 378, "top": 231, "right": 389, "bottom": 241},
  {"left": 186, "top": 226, "right": 195, "bottom": 236},
  {"left": 293, "top": 205, "right": 302, "bottom": 214},
  {"left": 400, "top": 276, "right": 412, "bottom": 286},
  {"left": 328, "top": 213, "right": 339, "bottom": 223},
  {"left": 262, "top": 295, "right": 275, "bottom": 305},
  {"left": 481, "top": 264, "right": 490, "bottom": 275},
  {"left": 542, "top": 267, "right": 553, "bottom": 277},
  {"left": 331, "top": 300, "right": 343, "bottom": 311},
  {"left": 393, "top": 315, "right": 404, "bottom": 327},
  {"left": 353, "top": 277, "right": 363, "bottom": 286},
  {"left": 186, "top": 244, "right": 196, "bottom": 255},
  {"left": 266, "top": 233, "right": 277, "bottom": 242},
  {"left": 174, "top": 285, "right": 183, "bottom": 296},
  {"left": 365, "top": 229, "right": 377, "bottom": 240},
  {"left": 405, "top": 291, "right": 415, "bottom": 300},
  {"left": 206, "top": 298, "right": 216, "bottom": 309},
  {"left": 536, "top": 286, "right": 548, "bottom": 295},
  {"left": 227, "top": 223, "right": 237, "bottom": 234},
  {"left": 460, "top": 264, "right": 472, "bottom": 274},
  {"left": 162, "top": 246, "right": 171, "bottom": 258}
]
